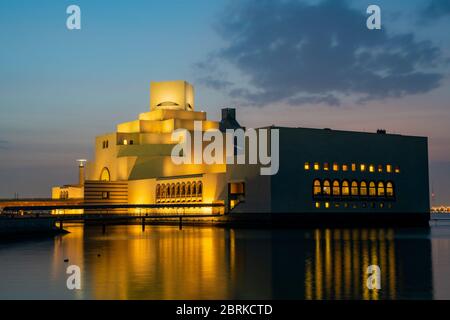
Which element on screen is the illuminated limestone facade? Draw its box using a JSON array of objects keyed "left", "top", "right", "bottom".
[{"left": 52, "top": 80, "right": 430, "bottom": 222}]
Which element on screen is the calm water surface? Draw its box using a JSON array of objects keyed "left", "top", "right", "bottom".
[{"left": 1, "top": 223, "right": 450, "bottom": 299}]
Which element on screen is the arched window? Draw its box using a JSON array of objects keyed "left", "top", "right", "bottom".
[
  {"left": 323, "top": 162, "right": 329, "bottom": 171},
  {"left": 369, "top": 182, "right": 376, "bottom": 196},
  {"left": 176, "top": 183, "right": 180, "bottom": 198},
  {"left": 156, "top": 184, "right": 161, "bottom": 200},
  {"left": 171, "top": 184, "right": 175, "bottom": 198},
  {"left": 378, "top": 182, "right": 385, "bottom": 197},
  {"left": 187, "top": 182, "right": 192, "bottom": 198},
  {"left": 314, "top": 162, "right": 320, "bottom": 171},
  {"left": 313, "top": 180, "right": 321, "bottom": 196},
  {"left": 351, "top": 181, "right": 359, "bottom": 196},
  {"left": 323, "top": 180, "right": 331, "bottom": 196},
  {"left": 181, "top": 183, "right": 186, "bottom": 198},
  {"left": 161, "top": 184, "right": 166, "bottom": 199},
  {"left": 360, "top": 181, "right": 368, "bottom": 196},
  {"left": 333, "top": 180, "right": 340, "bottom": 196},
  {"left": 304, "top": 162, "right": 310, "bottom": 170},
  {"left": 197, "top": 181, "right": 203, "bottom": 197},
  {"left": 386, "top": 182, "right": 394, "bottom": 197},
  {"left": 100, "top": 167, "right": 110, "bottom": 181},
  {"left": 192, "top": 183, "right": 197, "bottom": 198},
  {"left": 166, "top": 184, "right": 171, "bottom": 198},
  {"left": 342, "top": 180, "right": 350, "bottom": 196}
]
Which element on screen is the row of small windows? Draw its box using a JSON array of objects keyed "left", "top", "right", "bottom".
[
  {"left": 102, "top": 140, "right": 109, "bottom": 149},
  {"left": 156, "top": 181, "right": 203, "bottom": 203},
  {"left": 59, "top": 190, "right": 69, "bottom": 199},
  {"left": 305, "top": 162, "right": 400, "bottom": 173},
  {"left": 315, "top": 202, "right": 393, "bottom": 209},
  {"left": 313, "top": 179, "right": 395, "bottom": 198}
]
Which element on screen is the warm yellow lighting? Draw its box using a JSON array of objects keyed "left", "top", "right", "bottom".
[
  {"left": 123, "top": 139, "right": 128, "bottom": 145},
  {"left": 100, "top": 167, "right": 111, "bottom": 181},
  {"left": 325, "top": 202, "right": 330, "bottom": 209},
  {"left": 332, "top": 180, "right": 340, "bottom": 196},
  {"left": 315, "top": 202, "right": 320, "bottom": 208},
  {"left": 342, "top": 181, "right": 350, "bottom": 196},
  {"left": 360, "top": 164, "right": 366, "bottom": 172},
  {"left": 314, "top": 162, "right": 320, "bottom": 171},
  {"left": 351, "top": 163, "right": 356, "bottom": 172},
  {"left": 323, "top": 180, "right": 331, "bottom": 196},
  {"left": 369, "top": 165, "right": 374, "bottom": 173},
  {"left": 378, "top": 165, "right": 383, "bottom": 173},
  {"left": 333, "top": 163, "right": 339, "bottom": 171},
  {"left": 351, "top": 181, "right": 358, "bottom": 196},
  {"left": 342, "top": 164, "right": 348, "bottom": 172},
  {"left": 313, "top": 180, "right": 321, "bottom": 196},
  {"left": 324, "top": 163, "right": 329, "bottom": 171},
  {"left": 369, "top": 181, "right": 376, "bottom": 196},
  {"left": 304, "top": 162, "right": 310, "bottom": 170},
  {"left": 377, "top": 182, "right": 385, "bottom": 196},
  {"left": 386, "top": 164, "right": 392, "bottom": 173},
  {"left": 386, "top": 182, "right": 394, "bottom": 197},
  {"left": 360, "top": 181, "right": 368, "bottom": 196},
  {"left": 395, "top": 166, "right": 400, "bottom": 173}
]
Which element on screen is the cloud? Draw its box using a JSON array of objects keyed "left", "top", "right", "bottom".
[
  {"left": 198, "top": 0, "right": 445, "bottom": 106},
  {"left": 0, "top": 140, "right": 9, "bottom": 150},
  {"left": 423, "top": 0, "right": 450, "bottom": 18}
]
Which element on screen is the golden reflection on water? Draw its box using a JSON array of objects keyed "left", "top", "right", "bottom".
[
  {"left": 54, "top": 225, "right": 251, "bottom": 299},
  {"left": 50, "top": 225, "right": 410, "bottom": 299},
  {"left": 304, "top": 228, "right": 397, "bottom": 300}
]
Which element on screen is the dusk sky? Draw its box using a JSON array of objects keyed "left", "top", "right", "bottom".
[{"left": 0, "top": 0, "right": 449, "bottom": 203}]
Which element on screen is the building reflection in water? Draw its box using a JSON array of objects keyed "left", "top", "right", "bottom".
[
  {"left": 52, "top": 225, "right": 433, "bottom": 300},
  {"left": 304, "top": 229, "right": 396, "bottom": 300},
  {"left": 273, "top": 228, "right": 433, "bottom": 300}
]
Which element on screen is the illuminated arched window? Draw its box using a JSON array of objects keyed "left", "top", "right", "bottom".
[
  {"left": 386, "top": 182, "right": 394, "bottom": 197},
  {"left": 304, "top": 162, "right": 310, "bottom": 170},
  {"left": 323, "top": 162, "right": 329, "bottom": 171},
  {"left": 323, "top": 180, "right": 331, "bottom": 196},
  {"left": 313, "top": 180, "right": 321, "bottom": 196},
  {"left": 360, "top": 181, "right": 368, "bottom": 196},
  {"left": 351, "top": 181, "right": 359, "bottom": 196},
  {"left": 197, "top": 181, "right": 203, "bottom": 198},
  {"left": 314, "top": 162, "right": 320, "bottom": 171},
  {"left": 369, "top": 182, "right": 376, "bottom": 196},
  {"left": 378, "top": 181, "right": 385, "bottom": 197},
  {"left": 100, "top": 167, "right": 110, "bottom": 181},
  {"left": 342, "top": 180, "right": 350, "bottom": 196},
  {"left": 369, "top": 164, "right": 375, "bottom": 173},
  {"left": 333, "top": 163, "right": 339, "bottom": 171},
  {"left": 332, "top": 180, "right": 340, "bottom": 196}
]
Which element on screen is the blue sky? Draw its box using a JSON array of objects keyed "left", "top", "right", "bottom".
[{"left": 1, "top": 0, "right": 450, "bottom": 203}]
